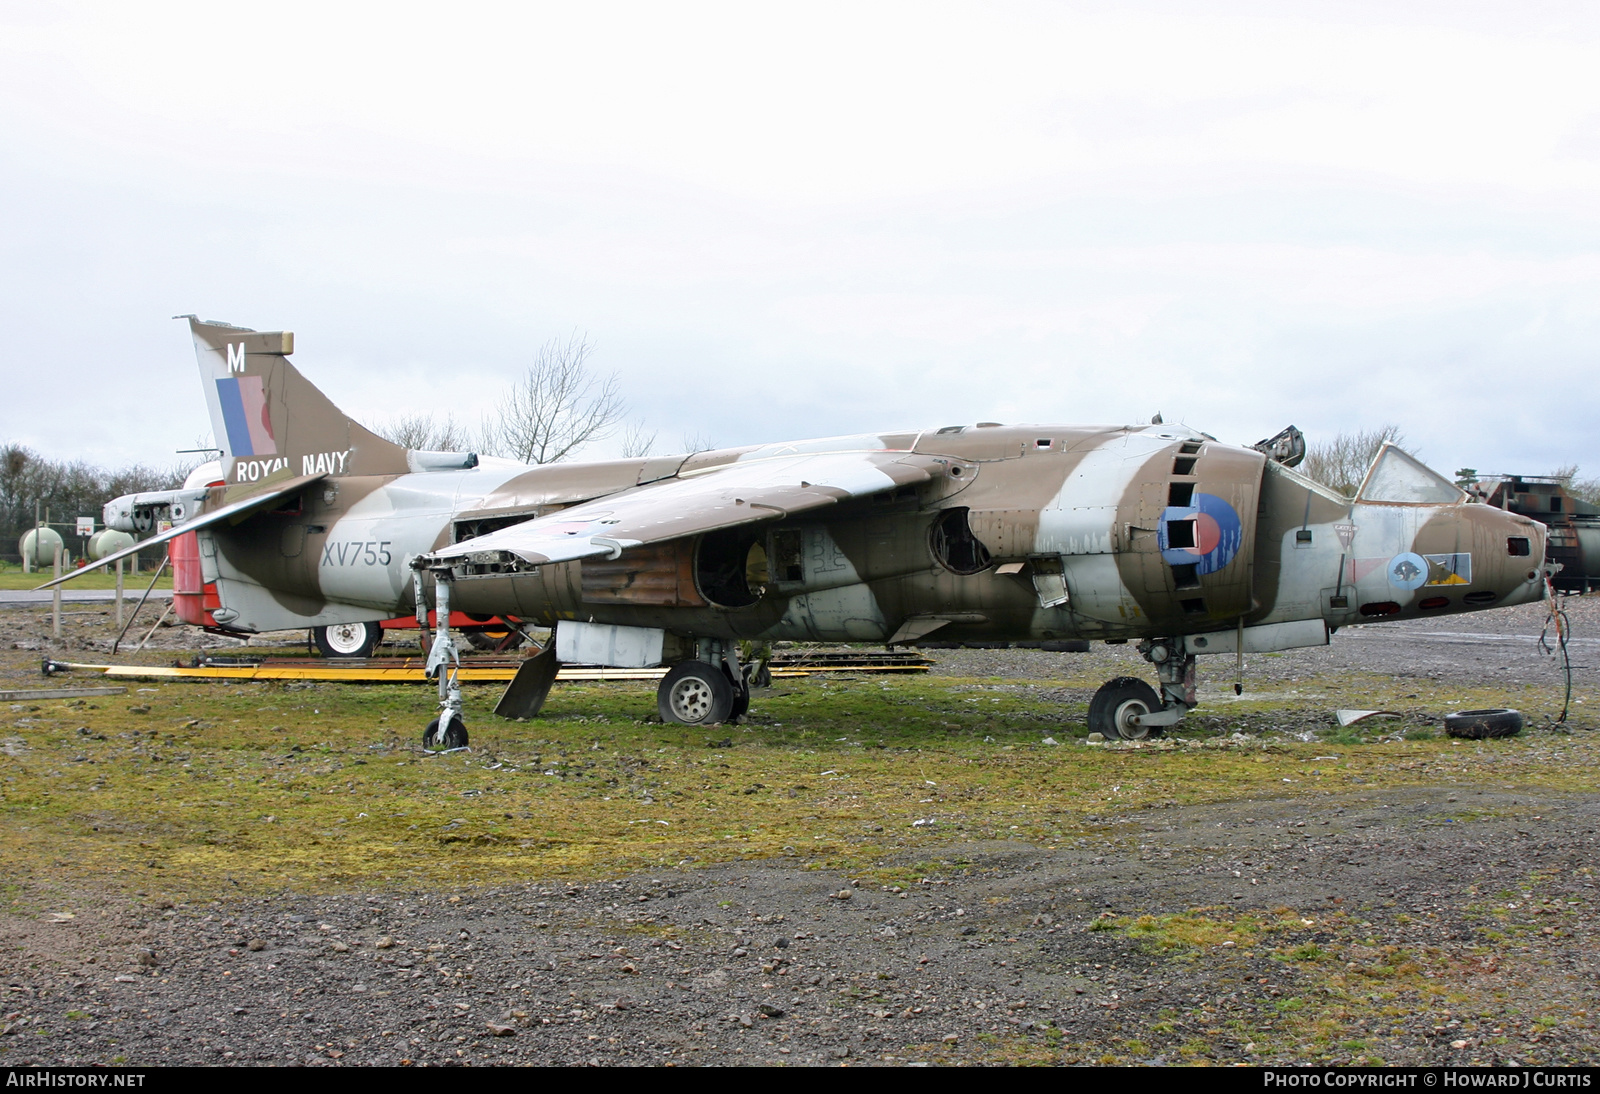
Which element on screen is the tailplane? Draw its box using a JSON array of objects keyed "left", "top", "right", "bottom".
[{"left": 185, "top": 316, "right": 409, "bottom": 486}]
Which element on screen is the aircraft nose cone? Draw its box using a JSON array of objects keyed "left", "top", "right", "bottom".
[{"left": 1483, "top": 508, "right": 1548, "bottom": 608}]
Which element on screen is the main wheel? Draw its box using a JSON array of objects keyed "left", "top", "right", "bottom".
[
  {"left": 658, "top": 662, "right": 735, "bottom": 725},
  {"left": 423, "top": 712, "right": 469, "bottom": 750},
  {"left": 312, "top": 621, "right": 381, "bottom": 659},
  {"left": 1088, "top": 676, "right": 1163, "bottom": 740}
]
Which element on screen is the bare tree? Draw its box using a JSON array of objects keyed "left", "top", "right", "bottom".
[
  {"left": 0, "top": 443, "right": 186, "bottom": 557},
  {"left": 481, "top": 333, "right": 623, "bottom": 465},
  {"left": 1300, "top": 424, "right": 1409, "bottom": 496},
  {"left": 1550, "top": 463, "right": 1600, "bottom": 506},
  {"left": 375, "top": 412, "right": 467, "bottom": 452},
  {"left": 679, "top": 430, "right": 716, "bottom": 455},
  {"left": 619, "top": 419, "right": 658, "bottom": 459}
]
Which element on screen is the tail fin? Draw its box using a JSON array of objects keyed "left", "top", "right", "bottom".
[{"left": 185, "top": 316, "right": 409, "bottom": 486}]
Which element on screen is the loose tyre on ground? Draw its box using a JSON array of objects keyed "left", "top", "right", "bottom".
[
  {"left": 312, "top": 621, "right": 382, "bottom": 659},
  {"left": 1088, "top": 676, "right": 1164, "bottom": 740},
  {"left": 1444, "top": 708, "right": 1523, "bottom": 739},
  {"left": 658, "top": 661, "right": 735, "bottom": 725}
]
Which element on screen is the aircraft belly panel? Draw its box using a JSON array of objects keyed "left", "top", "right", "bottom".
[{"left": 767, "top": 583, "right": 888, "bottom": 641}]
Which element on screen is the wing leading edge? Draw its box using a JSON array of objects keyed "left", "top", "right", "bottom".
[
  {"left": 33, "top": 473, "right": 327, "bottom": 590},
  {"left": 426, "top": 450, "right": 951, "bottom": 566}
]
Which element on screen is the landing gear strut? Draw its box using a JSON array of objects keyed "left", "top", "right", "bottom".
[
  {"left": 418, "top": 568, "right": 468, "bottom": 751},
  {"left": 1087, "top": 637, "right": 1196, "bottom": 740}
]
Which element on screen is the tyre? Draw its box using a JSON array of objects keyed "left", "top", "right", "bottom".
[
  {"left": 1088, "top": 676, "right": 1163, "bottom": 740},
  {"left": 658, "top": 661, "right": 735, "bottom": 725},
  {"left": 465, "top": 628, "right": 525, "bottom": 652},
  {"left": 312, "top": 621, "right": 381, "bottom": 659},
  {"left": 423, "top": 712, "right": 469, "bottom": 750},
  {"left": 1444, "top": 708, "right": 1523, "bottom": 739}
]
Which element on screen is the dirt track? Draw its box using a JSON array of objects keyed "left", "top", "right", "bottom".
[{"left": 2, "top": 597, "right": 1597, "bottom": 1066}]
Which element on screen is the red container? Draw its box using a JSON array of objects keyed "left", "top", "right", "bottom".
[{"left": 170, "top": 531, "right": 220, "bottom": 627}]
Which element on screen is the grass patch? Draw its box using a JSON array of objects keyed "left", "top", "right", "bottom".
[
  {"left": 0, "top": 641, "right": 1594, "bottom": 909},
  {"left": 1110, "top": 907, "right": 1318, "bottom": 958},
  {"left": 0, "top": 565, "right": 171, "bottom": 591}
]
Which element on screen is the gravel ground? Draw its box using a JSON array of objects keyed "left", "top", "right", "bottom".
[
  {"left": 925, "top": 595, "right": 1599, "bottom": 693},
  {"left": 3, "top": 788, "right": 1596, "bottom": 1067},
  {"left": 2, "top": 596, "right": 1598, "bottom": 1066}
]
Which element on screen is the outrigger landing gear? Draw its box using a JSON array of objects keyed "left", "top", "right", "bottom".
[
  {"left": 1087, "top": 638, "right": 1197, "bottom": 740},
  {"left": 418, "top": 567, "right": 468, "bottom": 751}
]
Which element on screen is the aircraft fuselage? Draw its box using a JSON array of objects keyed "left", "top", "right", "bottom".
[{"left": 170, "top": 423, "right": 1546, "bottom": 648}]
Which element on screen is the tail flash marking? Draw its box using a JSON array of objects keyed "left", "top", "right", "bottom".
[{"left": 215, "top": 376, "right": 278, "bottom": 456}]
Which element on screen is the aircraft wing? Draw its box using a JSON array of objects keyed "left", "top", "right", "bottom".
[
  {"left": 428, "top": 450, "right": 948, "bottom": 566},
  {"left": 33, "top": 473, "right": 326, "bottom": 590}
]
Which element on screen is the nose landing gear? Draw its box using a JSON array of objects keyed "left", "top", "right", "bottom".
[
  {"left": 1086, "top": 637, "right": 1197, "bottom": 739},
  {"left": 418, "top": 568, "right": 468, "bottom": 751},
  {"left": 1087, "top": 676, "right": 1162, "bottom": 740}
]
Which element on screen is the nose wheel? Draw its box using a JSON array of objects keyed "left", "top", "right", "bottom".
[
  {"left": 1087, "top": 638, "right": 1197, "bottom": 739},
  {"left": 1088, "top": 677, "right": 1163, "bottom": 740},
  {"left": 424, "top": 710, "right": 468, "bottom": 751}
]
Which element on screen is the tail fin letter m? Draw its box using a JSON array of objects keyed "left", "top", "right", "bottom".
[{"left": 227, "top": 343, "right": 246, "bottom": 372}]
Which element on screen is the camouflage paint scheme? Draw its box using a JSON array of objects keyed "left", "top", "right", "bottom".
[{"left": 69, "top": 319, "right": 1551, "bottom": 732}]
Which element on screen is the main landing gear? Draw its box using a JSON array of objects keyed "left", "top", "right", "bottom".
[
  {"left": 311, "top": 620, "right": 382, "bottom": 659},
  {"left": 656, "top": 640, "right": 754, "bottom": 726},
  {"left": 1087, "top": 638, "right": 1197, "bottom": 740}
]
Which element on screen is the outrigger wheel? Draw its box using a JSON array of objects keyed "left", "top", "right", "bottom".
[
  {"left": 424, "top": 711, "right": 468, "bottom": 751},
  {"left": 1088, "top": 676, "right": 1164, "bottom": 741}
]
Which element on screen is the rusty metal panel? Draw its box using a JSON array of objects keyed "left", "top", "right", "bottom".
[{"left": 581, "top": 540, "right": 706, "bottom": 606}]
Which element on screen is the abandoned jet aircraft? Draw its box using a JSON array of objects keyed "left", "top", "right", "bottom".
[{"left": 50, "top": 318, "right": 1553, "bottom": 749}]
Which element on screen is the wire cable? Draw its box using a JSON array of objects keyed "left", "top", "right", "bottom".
[{"left": 1536, "top": 576, "right": 1572, "bottom": 724}]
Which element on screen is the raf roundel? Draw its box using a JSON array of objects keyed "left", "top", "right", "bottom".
[{"left": 1158, "top": 493, "right": 1244, "bottom": 576}]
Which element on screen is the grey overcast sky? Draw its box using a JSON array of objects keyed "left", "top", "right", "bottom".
[{"left": 3, "top": 1, "right": 1599, "bottom": 477}]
